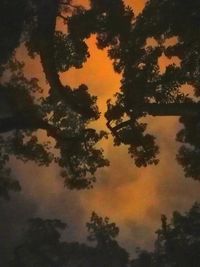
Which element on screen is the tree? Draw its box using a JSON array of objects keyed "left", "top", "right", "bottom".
[
  {"left": 10, "top": 213, "right": 129, "bottom": 267},
  {"left": 10, "top": 218, "right": 68, "bottom": 267},
  {"left": 67, "top": 0, "right": 200, "bottom": 178},
  {"left": 0, "top": 56, "right": 109, "bottom": 198},
  {"left": 131, "top": 203, "right": 200, "bottom": 267},
  {"left": 154, "top": 204, "right": 200, "bottom": 267},
  {"left": 86, "top": 212, "right": 129, "bottom": 267},
  {"left": 11, "top": 204, "right": 200, "bottom": 267},
  {"left": 87, "top": 211, "right": 119, "bottom": 247},
  {"left": 0, "top": 0, "right": 110, "bottom": 198},
  {"left": 131, "top": 0, "right": 200, "bottom": 179},
  {"left": 10, "top": 217, "right": 95, "bottom": 267},
  {"left": 1, "top": 0, "right": 200, "bottom": 198}
]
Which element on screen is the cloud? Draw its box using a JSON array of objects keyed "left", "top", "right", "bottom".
[{"left": 2, "top": 0, "right": 200, "bottom": 264}]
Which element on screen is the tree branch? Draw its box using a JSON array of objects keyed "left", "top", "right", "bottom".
[
  {"left": 0, "top": 115, "right": 45, "bottom": 133},
  {"left": 107, "top": 102, "right": 200, "bottom": 134},
  {"left": 142, "top": 103, "right": 200, "bottom": 116},
  {"left": 36, "top": 0, "right": 93, "bottom": 118},
  {"left": 0, "top": 115, "right": 84, "bottom": 143}
]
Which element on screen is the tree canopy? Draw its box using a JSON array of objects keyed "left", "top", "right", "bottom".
[
  {"left": 1, "top": 0, "right": 200, "bottom": 200},
  {"left": 0, "top": 0, "right": 111, "bottom": 199},
  {"left": 131, "top": 203, "right": 200, "bottom": 267},
  {"left": 1, "top": 0, "right": 200, "bottom": 265},
  {"left": 68, "top": 0, "right": 200, "bottom": 173},
  {"left": 10, "top": 213, "right": 129, "bottom": 267},
  {"left": 9, "top": 204, "right": 200, "bottom": 267}
]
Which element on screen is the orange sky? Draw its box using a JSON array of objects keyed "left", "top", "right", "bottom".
[{"left": 14, "top": 0, "right": 200, "bottom": 253}]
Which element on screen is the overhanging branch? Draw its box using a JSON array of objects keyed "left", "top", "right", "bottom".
[
  {"left": 36, "top": 0, "right": 94, "bottom": 118},
  {"left": 107, "top": 102, "right": 200, "bottom": 134},
  {"left": 0, "top": 115, "right": 84, "bottom": 143}
]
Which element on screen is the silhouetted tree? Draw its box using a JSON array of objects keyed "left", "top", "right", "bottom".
[
  {"left": 133, "top": 0, "right": 200, "bottom": 180},
  {"left": 0, "top": 56, "right": 109, "bottom": 199},
  {"left": 131, "top": 203, "right": 200, "bottom": 267},
  {"left": 2, "top": 0, "right": 200, "bottom": 197},
  {"left": 154, "top": 204, "right": 200, "bottom": 267},
  {"left": 11, "top": 204, "right": 200, "bottom": 267},
  {"left": 67, "top": 0, "right": 200, "bottom": 178},
  {"left": 2, "top": 1, "right": 200, "bottom": 266},
  {"left": 10, "top": 213, "right": 129, "bottom": 267},
  {"left": 86, "top": 212, "right": 129, "bottom": 267},
  {"left": 87, "top": 211, "right": 119, "bottom": 246},
  {"left": 10, "top": 217, "right": 95, "bottom": 267},
  {"left": 0, "top": 0, "right": 110, "bottom": 198},
  {"left": 10, "top": 218, "right": 68, "bottom": 267}
]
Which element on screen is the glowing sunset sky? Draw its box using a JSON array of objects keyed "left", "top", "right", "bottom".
[{"left": 5, "top": 0, "right": 200, "bottom": 254}]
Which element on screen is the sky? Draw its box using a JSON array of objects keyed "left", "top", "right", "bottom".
[{"left": 1, "top": 0, "right": 200, "bottom": 263}]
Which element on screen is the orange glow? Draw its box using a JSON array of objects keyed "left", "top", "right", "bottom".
[
  {"left": 60, "top": 35, "right": 121, "bottom": 133},
  {"left": 126, "top": 0, "right": 147, "bottom": 14},
  {"left": 14, "top": 0, "right": 200, "bottom": 252}
]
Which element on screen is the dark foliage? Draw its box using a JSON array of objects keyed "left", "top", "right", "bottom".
[
  {"left": 131, "top": 203, "right": 200, "bottom": 267},
  {"left": 67, "top": 0, "right": 200, "bottom": 180},
  {"left": 10, "top": 204, "right": 200, "bottom": 267},
  {"left": 0, "top": 0, "right": 200, "bottom": 203},
  {"left": 10, "top": 213, "right": 129, "bottom": 267},
  {"left": 0, "top": 0, "right": 110, "bottom": 198}
]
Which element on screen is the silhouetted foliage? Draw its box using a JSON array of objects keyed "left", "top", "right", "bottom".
[
  {"left": 86, "top": 212, "right": 129, "bottom": 267},
  {"left": 0, "top": 0, "right": 110, "bottom": 198},
  {"left": 10, "top": 213, "right": 129, "bottom": 267},
  {"left": 11, "top": 204, "right": 200, "bottom": 267},
  {"left": 1, "top": 0, "right": 200, "bottom": 193},
  {"left": 87, "top": 211, "right": 119, "bottom": 246},
  {"left": 0, "top": 56, "right": 109, "bottom": 198},
  {"left": 67, "top": 0, "right": 200, "bottom": 181},
  {"left": 131, "top": 203, "right": 200, "bottom": 267},
  {"left": 2, "top": 1, "right": 200, "bottom": 266},
  {"left": 154, "top": 204, "right": 200, "bottom": 267},
  {"left": 136, "top": 0, "right": 200, "bottom": 180},
  {"left": 10, "top": 218, "right": 69, "bottom": 267},
  {"left": 176, "top": 115, "right": 200, "bottom": 180}
]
